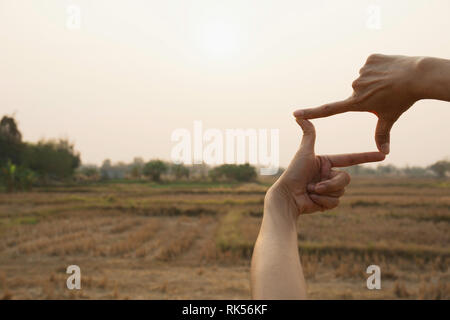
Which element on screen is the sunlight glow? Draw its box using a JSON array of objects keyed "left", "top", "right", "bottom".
[{"left": 198, "top": 21, "right": 239, "bottom": 59}]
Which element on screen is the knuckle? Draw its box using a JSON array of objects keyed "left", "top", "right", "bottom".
[
  {"left": 367, "top": 53, "right": 381, "bottom": 63},
  {"left": 359, "top": 66, "right": 368, "bottom": 75},
  {"left": 318, "top": 182, "right": 329, "bottom": 191},
  {"left": 375, "top": 132, "right": 389, "bottom": 138},
  {"left": 345, "top": 172, "right": 351, "bottom": 184},
  {"left": 337, "top": 170, "right": 351, "bottom": 185},
  {"left": 350, "top": 93, "right": 362, "bottom": 104}
]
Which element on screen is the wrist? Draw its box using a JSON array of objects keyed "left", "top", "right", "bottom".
[
  {"left": 409, "top": 56, "right": 429, "bottom": 101},
  {"left": 414, "top": 56, "right": 450, "bottom": 100},
  {"left": 264, "top": 183, "right": 300, "bottom": 225}
]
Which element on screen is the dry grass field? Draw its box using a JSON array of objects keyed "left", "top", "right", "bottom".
[{"left": 0, "top": 177, "right": 449, "bottom": 299}]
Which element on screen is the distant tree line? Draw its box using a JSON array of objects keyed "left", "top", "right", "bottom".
[
  {"left": 0, "top": 115, "right": 80, "bottom": 192},
  {"left": 78, "top": 158, "right": 450, "bottom": 184},
  {"left": 344, "top": 162, "right": 450, "bottom": 178},
  {"left": 1, "top": 114, "right": 449, "bottom": 192},
  {"left": 77, "top": 160, "right": 258, "bottom": 183}
]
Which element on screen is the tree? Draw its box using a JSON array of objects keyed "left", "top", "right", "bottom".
[
  {"left": 15, "top": 166, "right": 36, "bottom": 191},
  {"left": 100, "top": 159, "right": 112, "bottom": 179},
  {"left": 209, "top": 163, "right": 256, "bottom": 182},
  {"left": 77, "top": 165, "right": 100, "bottom": 181},
  {"left": 429, "top": 160, "right": 450, "bottom": 178},
  {"left": 376, "top": 164, "right": 397, "bottom": 175},
  {"left": 1, "top": 160, "right": 16, "bottom": 192},
  {"left": 143, "top": 160, "right": 168, "bottom": 182},
  {"left": 403, "top": 166, "right": 429, "bottom": 177},
  {"left": 99, "top": 159, "right": 127, "bottom": 179},
  {"left": 171, "top": 163, "right": 190, "bottom": 180},
  {"left": 0, "top": 115, "right": 24, "bottom": 166},
  {"left": 0, "top": 116, "right": 22, "bottom": 143},
  {"left": 129, "top": 157, "right": 145, "bottom": 179},
  {"left": 22, "top": 139, "right": 81, "bottom": 182},
  {"left": 0, "top": 160, "right": 36, "bottom": 192}
]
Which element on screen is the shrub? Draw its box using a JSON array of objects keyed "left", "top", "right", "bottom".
[
  {"left": 171, "top": 163, "right": 190, "bottom": 180},
  {"left": 209, "top": 163, "right": 256, "bottom": 182},
  {"left": 0, "top": 160, "right": 36, "bottom": 192},
  {"left": 22, "top": 139, "right": 80, "bottom": 182},
  {"left": 429, "top": 160, "right": 450, "bottom": 178},
  {"left": 143, "top": 160, "right": 168, "bottom": 182}
]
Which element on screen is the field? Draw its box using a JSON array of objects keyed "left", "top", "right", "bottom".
[{"left": 0, "top": 177, "right": 449, "bottom": 299}]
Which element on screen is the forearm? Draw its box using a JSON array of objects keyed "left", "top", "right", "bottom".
[
  {"left": 416, "top": 57, "right": 450, "bottom": 101},
  {"left": 250, "top": 189, "right": 306, "bottom": 299}
]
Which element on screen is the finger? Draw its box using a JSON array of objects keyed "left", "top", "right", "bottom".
[
  {"left": 309, "top": 194, "right": 340, "bottom": 210},
  {"left": 327, "top": 189, "right": 345, "bottom": 197},
  {"left": 295, "top": 118, "right": 316, "bottom": 154},
  {"left": 293, "top": 97, "right": 354, "bottom": 119},
  {"left": 314, "top": 171, "right": 350, "bottom": 193},
  {"left": 307, "top": 184, "right": 345, "bottom": 197},
  {"left": 319, "top": 155, "right": 332, "bottom": 180},
  {"left": 375, "top": 118, "right": 394, "bottom": 155},
  {"left": 326, "top": 152, "right": 385, "bottom": 167}
]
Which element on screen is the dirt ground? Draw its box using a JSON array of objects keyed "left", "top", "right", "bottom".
[{"left": 0, "top": 177, "right": 448, "bottom": 299}]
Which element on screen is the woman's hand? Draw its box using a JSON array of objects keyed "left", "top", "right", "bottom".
[
  {"left": 293, "top": 54, "right": 426, "bottom": 154},
  {"left": 268, "top": 118, "right": 385, "bottom": 217},
  {"left": 251, "top": 118, "right": 385, "bottom": 299}
]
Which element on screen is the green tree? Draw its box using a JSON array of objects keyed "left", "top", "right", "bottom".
[
  {"left": 429, "top": 160, "right": 450, "bottom": 178},
  {"left": 209, "top": 163, "right": 256, "bottom": 182},
  {"left": 0, "top": 115, "right": 24, "bottom": 166},
  {"left": 0, "top": 115, "right": 22, "bottom": 142},
  {"left": 143, "top": 160, "right": 168, "bottom": 182},
  {"left": 23, "top": 139, "right": 81, "bottom": 182},
  {"left": 171, "top": 163, "right": 190, "bottom": 180},
  {"left": 0, "top": 160, "right": 36, "bottom": 192},
  {"left": 100, "top": 159, "right": 112, "bottom": 179},
  {"left": 16, "top": 167, "right": 36, "bottom": 191},
  {"left": 77, "top": 165, "right": 100, "bottom": 180},
  {"left": 376, "top": 164, "right": 398, "bottom": 175},
  {"left": 129, "top": 157, "right": 145, "bottom": 179},
  {"left": 403, "top": 166, "right": 429, "bottom": 177},
  {"left": 1, "top": 160, "right": 16, "bottom": 192}
]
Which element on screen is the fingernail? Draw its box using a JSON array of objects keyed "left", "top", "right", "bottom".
[
  {"left": 307, "top": 184, "right": 315, "bottom": 192},
  {"left": 381, "top": 143, "right": 390, "bottom": 155},
  {"left": 293, "top": 110, "right": 304, "bottom": 117},
  {"left": 315, "top": 185, "right": 326, "bottom": 192}
]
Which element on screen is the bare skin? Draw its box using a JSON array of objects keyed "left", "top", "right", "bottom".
[
  {"left": 293, "top": 55, "right": 450, "bottom": 154},
  {"left": 250, "top": 119, "right": 385, "bottom": 299}
]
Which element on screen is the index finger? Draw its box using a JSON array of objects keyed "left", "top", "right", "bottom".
[
  {"left": 327, "top": 152, "right": 385, "bottom": 167},
  {"left": 293, "top": 97, "right": 354, "bottom": 119}
]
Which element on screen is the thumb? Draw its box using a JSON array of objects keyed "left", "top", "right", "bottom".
[
  {"left": 296, "top": 118, "right": 316, "bottom": 154},
  {"left": 375, "top": 118, "right": 394, "bottom": 155}
]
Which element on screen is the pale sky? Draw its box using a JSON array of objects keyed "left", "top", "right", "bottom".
[{"left": 1, "top": 0, "right": 449, "bottom": 168}]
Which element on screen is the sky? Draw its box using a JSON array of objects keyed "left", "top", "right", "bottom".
[{"left": 1, "top": 0, "right": 449, "bottom": 168}]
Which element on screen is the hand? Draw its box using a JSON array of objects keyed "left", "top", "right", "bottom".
[
  {"left": 293, "top": 54, "right": 424, "bottom": 154},
  {"left": 269, "top": 118, "right": 385, "bottom": 216}
]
